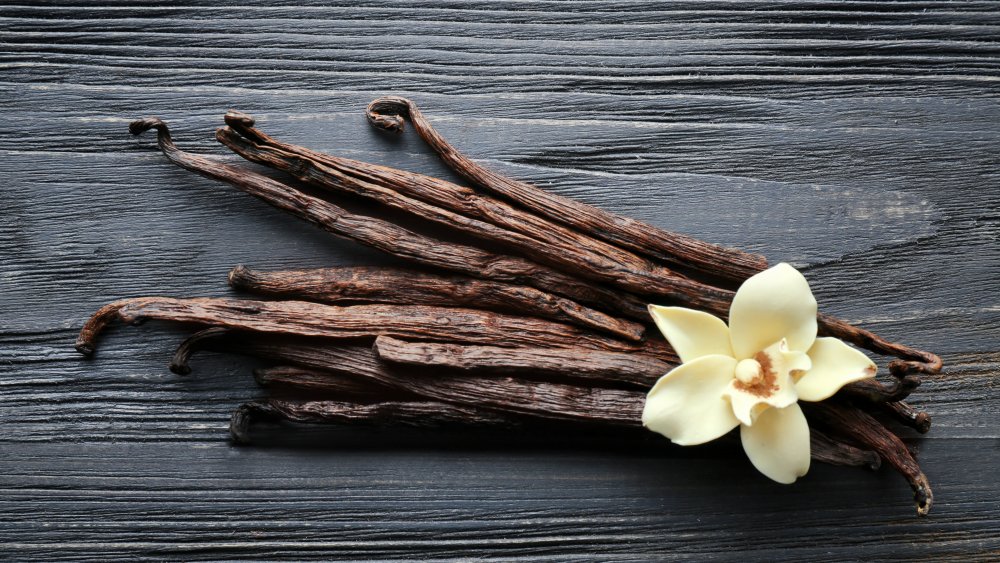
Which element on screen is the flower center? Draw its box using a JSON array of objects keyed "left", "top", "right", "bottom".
[
  {"left": 733, "top": 352, "right": 780, "bottom": 397},
  {"left": 734, "top": 358, "right": 762, "bottom": 384}
]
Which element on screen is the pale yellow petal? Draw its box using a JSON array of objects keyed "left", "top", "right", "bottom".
[
  {"left": 729, "top": 263, "right": 818, "bottom": 359},
  {"left": 740, "top": 403, "right": 811, "bottom": 484},
  {"left": 723, "top": 339, "right": 807, "bottom": 426},
  {"left": 647, "top": 305, "right": 734, "bottom": 363},
  {"left": 642, "top": 354, "right": 740, "bottom": 446},
  {"left": 796, "top": 337, "right": 878, "bottom": 402}
]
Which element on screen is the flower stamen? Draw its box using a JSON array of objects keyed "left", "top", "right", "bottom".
[
  {"left": 734, "top": 352, "right": 779, "bottom": 397},
  {"left": 734, "top": 358, "right": 761, "bottom": 384}
]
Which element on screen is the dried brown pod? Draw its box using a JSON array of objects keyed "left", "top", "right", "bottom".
[
  {"left": 217, "top": 126, "right": 696, "bottom": 291},
  {"left": 129, "top": 117, "right": 650, "bottom": 321},
  {"left": 804, "top": 402, "right": 933, "bottom": 516},
  {"left": 76, "top": 297, "right": 658, "bottom": 357},
  {"left": 230, "top": 399, "right": 523, "bottom": 445},
  {"left": 170, "top": 328, "right": 914, "bottom": 500},
  {"left": 135, "top": 118, "right": 943, "bottom": 385},
  {"left": 373, "top": 336, "right": 672, "bottom": 389},
  {"left": 231, "top": 398, "right": 882, "bottom": 475},
  {"left": 253, "top": 365, "right": 406, "bottom": 401},
  {"left": 364, "top": 96, "right": 769, "bottom": 286},
  {"left": 71, "top": 112, "right": 946, "bottom": 517},
  {"left": 359, "top": 101, "right": 943, "bottom": 381},
  {"left": 227, "top": 265, "right": 644, "bottom": 341},
  {"left": 224, "top": 113, "right": 941, "bottom": 387}
]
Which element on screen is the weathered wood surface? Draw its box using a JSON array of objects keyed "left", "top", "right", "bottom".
[{"left": 1, "top": 1, "right": 999, "bottom": 560}]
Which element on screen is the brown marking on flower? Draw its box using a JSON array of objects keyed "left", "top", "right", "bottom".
[{"left": 734, "top": 350, "right": 780, "bottom": 398}]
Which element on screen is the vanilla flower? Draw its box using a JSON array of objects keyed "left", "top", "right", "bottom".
[{"left": 642, "top": 263, "right": 877, "bottom": 483}]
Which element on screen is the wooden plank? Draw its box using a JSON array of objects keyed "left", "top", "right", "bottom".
[
  {"left": 1, "top": 440, "right": 999, "bottom": 561},
  {"left": 1, "top": 1, "right": 998, "bottom": 559}
]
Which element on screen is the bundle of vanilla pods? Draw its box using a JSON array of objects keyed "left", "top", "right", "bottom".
[{"left": 76, "top": 98, "right": 941, "bottom": 515}]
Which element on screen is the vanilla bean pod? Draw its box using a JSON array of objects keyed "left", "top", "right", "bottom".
[
  {"left": 227, "top": 264, "right": 644, "bottom": 341},
  {"left": 295, "top": 347, "right": 637, "bottom": 425},
  {"left": 77, "top": 297, "right": 655, "bottom": 357},
  {"left": 163, "top": 323, "right": 908, "bottom": 492},
  {"left": 219, "top": 119, "right": 713, "bottom": 296},
  {"left": 43, "top": 100, "right": 944, "bottom": 523},
  {"left": 171, "top": 324, "right": 644, "bottom": 425},
  {"left": 372, "top": 335, "right": 925, "bottom": 436},
  {"left": 171, "top": 328, "right": 406, "bottom": 398},
  {"left": 171, "top": 329, "right": 924, "bottom": 500},
  {"left": 169, "top": 326, "right": 236, "bottom": 375},
  {"left": 355, "top": 104, "right": 944, "bottom": 379},
  {"left": 365, "top": 96, "right": 767, "bottom": 286},
  {"left": 253, "top": 365, "right": 408, "bottom": 401},
  {"left": 878, "top": 401, "right": 932, "bottom": 434},
  {"left": 136, "top": 116, "right": 944, "bottom": 380},
  {"left": 230, "top": 399, "right": 523, "bottom": 444},
  {"left": 232, "top": 398, "right": 879, "bottom": 472},
  {"left": 220, "top": 116, "right": 941, "bottom": 384},
  {"left": 190, "top": 336, "right": 871, "bottom": 447},
  {"left": 231, "top": 391, "right": 885, "bottom": 474},
  {"left": 169, "top": 329, "right": 658, "bottom": 413},
  {"left": 374, "top": 336, "right": 674, "bottom": 389},
  {"left": 174, "top": 328, "right": 669, "bottom": 396},
  {"left": 809, "top": 429, "right": 881, "bottom": 471},
  {"left": 128, "top": 119, "right": 940, "bottom": 391},
  {"left": 218, "top": 125, "right": 739, "bottom": 312},
  {"left": 368, "top": 331, "right": 930, "bottom": 427},
  {"left": 169, "top": 328, "right": 376, "bottom": 376},
  {"left": 836, "top": 377, "right": 931, "bottom": 433},
  {"left": 224, "top": 110, "right": 676, "bottom": 287},
  {"left": 839, "top": 377, "right": 921, "bottom": 404},
  {"left": 129, "top": 118, "right": 649, "bottom": 321},
  {"left": 804, "top": 402, "right": 932, "bottom": 516}
]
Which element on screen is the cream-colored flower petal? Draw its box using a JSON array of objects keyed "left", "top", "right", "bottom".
[
  {"left": 648, "top": 305, "right": 734, "bottom": 363},
  {"left": 729, "top": 263, "right": 818, "bottom": 359},
  {"left": 796, "top": 337, "right": 878, "bottom": 402},
  {"left": 740, "top": 402, "right": 811, "bottom": 484},
  {"left": 724, "top": 339, "right": 807, "bottom": 426},
  {"left": 642, "top": 354, "right": 740, "bottom": 446}
]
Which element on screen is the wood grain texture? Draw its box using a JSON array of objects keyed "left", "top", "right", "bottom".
[{"left": 2, "top": 1, "right": 999, "bottom": 560}]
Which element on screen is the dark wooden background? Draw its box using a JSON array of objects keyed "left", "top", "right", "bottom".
[{"left": 2, "top": 1, "right": 999, "bottom": 560}]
